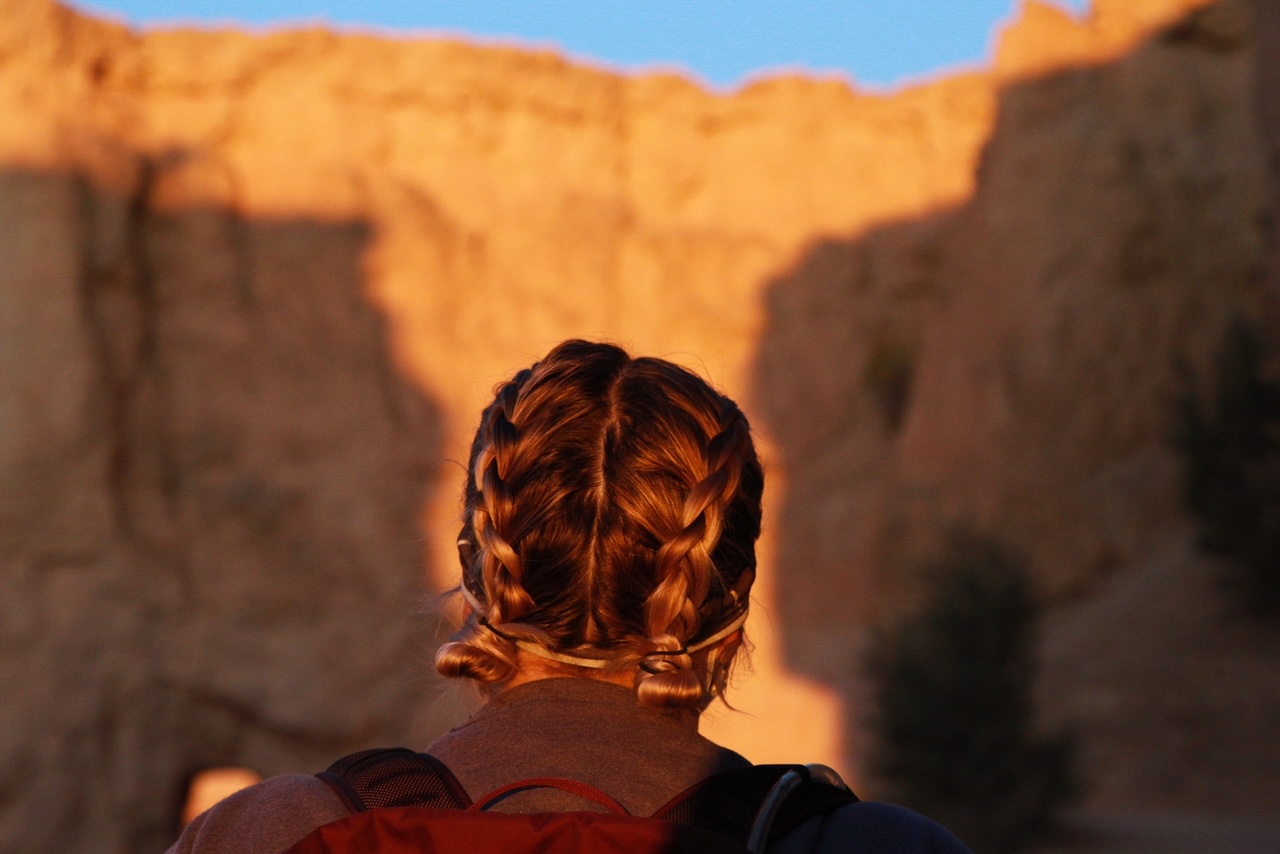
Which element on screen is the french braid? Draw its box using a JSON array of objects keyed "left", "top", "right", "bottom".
[
  {"left": 435, "top": 341, "right": 763, "bottom": 710},
  {"left": 436, "top": 374, "right": 537, "bottom": 685},
  {"left": 470, "top": 382, "right": 538, "bottom": 624},
  {"left": 634, "top": 409, "right": 755, "bottom": 707}
]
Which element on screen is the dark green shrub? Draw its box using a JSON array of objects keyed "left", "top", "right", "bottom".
[
  {"left": 1175, "top": 320, "right": 1280, "bottom": 618},
  {"left": 865, "top": 534, "right": 1074, "bottom": 853}
]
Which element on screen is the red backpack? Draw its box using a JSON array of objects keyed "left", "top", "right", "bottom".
[{"left": 283, "top": 747, "right": 859, "bottom": 854}]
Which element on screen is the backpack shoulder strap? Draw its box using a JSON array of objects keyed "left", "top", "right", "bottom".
[
  {"left": 470, "top": 776, "right": 631, "bottom": 814},
  {"left": 316, "top": 748, "right": 471, "bottom": 812},
  {"left": 652, "top": 763, "right": 859, "bottom": 850}
]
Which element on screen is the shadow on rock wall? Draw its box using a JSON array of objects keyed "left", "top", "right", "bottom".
[
  {"left": 752, "top": 0, "right": 1272, "bottom": 793},
  {"left": 0, "top": 163, "right": 447, "bottom": 854}
]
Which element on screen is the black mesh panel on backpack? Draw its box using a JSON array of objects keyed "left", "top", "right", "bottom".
[
  {"left": 655, "top": 764, "right": 859, "bottom": 847},
  {"left": 317, "top": 748, "right": 472, "bottom": 812}
]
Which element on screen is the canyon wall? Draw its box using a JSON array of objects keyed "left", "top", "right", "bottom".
[{"left": 1, "top": 0, "right": 1274, "bottom": 850}]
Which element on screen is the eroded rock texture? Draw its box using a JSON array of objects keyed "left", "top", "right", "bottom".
[{"left": 1, "top": 0, "right": 1276, "bottom": 850}]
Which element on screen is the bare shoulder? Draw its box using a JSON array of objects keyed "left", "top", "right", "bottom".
[
  {"left": 165, "top": 774, "right": 349, "bottom": 854},
  {"left": 770, "top": 801, "right": 973, "bottom": 854}
]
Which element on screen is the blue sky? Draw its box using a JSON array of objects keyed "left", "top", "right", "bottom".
[{"left": 71, "top": 1, "right": 1091, "bottom": 91}]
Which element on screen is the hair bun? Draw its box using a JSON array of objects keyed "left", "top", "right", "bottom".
[{"left": 434, "top": 635, "right": 518, "bottom": 685}]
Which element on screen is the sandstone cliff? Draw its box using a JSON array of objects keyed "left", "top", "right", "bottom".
[{"left": 1, "top": 0, "right": 1275, "bottom": 850}]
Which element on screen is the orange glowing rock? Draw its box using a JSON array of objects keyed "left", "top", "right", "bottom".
[{"left": 182, "top": 767, "right": 263, "bottom": 826}]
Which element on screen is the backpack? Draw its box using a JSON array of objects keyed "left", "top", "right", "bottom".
[{"left": 282, "top": 747, "right": 860, "bottom": 854}]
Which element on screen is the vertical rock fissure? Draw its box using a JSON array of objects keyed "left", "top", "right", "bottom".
[{"left": 75, "top": 155, "right": 179, "bottom": 547}]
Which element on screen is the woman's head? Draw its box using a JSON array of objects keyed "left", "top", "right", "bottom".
[{"left": 435, "top": 340, "right": 763, "bottom": 710}]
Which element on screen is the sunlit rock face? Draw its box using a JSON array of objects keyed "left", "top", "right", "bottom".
[{"left": 1, "top": 0, "right": 1272, "bottom": 850}]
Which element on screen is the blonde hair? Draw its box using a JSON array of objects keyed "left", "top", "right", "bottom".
[{"left": 435, "top": 340, "right": 763, "bottom": 710}]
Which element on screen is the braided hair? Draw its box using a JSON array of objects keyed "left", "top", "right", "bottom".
[{"left": 435, "top": 340, "right": 763, "bottom": 709}]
